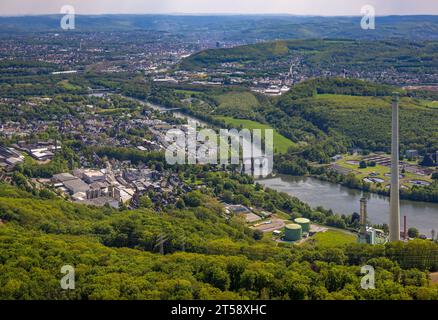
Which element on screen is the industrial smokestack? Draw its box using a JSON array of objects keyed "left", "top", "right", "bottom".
[
  {"left": 390, "top": 93, "right": 401, "bottom": 242},
  {"left": 360, "top": 197, "right": 367, "bottom": 235},
  {"left": 404, "top": 215, "right": 407, "bottom": 240}
]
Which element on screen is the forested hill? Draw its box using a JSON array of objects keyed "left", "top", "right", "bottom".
[
  {"left": 1, "top": 15, "right": 438, "bottom": 41},
  {"left": 0, "top": 182, "right": 437, "bottom": 300},
  {"left": 275, "top": 78, "right": 438, "bottom": 154},
  {"left": 180, "top": 39, "right": 438, "bottom": 79}
]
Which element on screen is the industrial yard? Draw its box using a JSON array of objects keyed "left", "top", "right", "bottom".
[
  {"left": 332, "top": 153, "right": 435, "bottom": 189},
  {"left": 249, "top": 212, "right": 356, "bottom": 246}
]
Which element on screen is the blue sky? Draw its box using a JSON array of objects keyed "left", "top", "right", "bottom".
[{"left": 1, "top": 0, "right": 437, "bottom": 16}]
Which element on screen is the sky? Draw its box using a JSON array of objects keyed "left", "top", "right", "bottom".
[{"left": 1, "top": 0, "right": 438, "bottom": 16}]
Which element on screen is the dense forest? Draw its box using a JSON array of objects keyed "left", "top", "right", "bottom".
[{"left": 0, "top": 182, "right": 437, "bottom": 300}]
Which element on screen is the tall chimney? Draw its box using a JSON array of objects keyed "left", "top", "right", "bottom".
[
  {"left": 360, "top": 197, "right": 367, "bottom": 235},
  {"left": 404, "top": 215, "right": 407, "bottom": 240},
  {"left": 390, "top": 93, "right": 401, "bottom": 242}
]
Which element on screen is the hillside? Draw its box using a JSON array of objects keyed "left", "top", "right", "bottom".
[
  {"left": 214, "top": 116, "right": 296, "bottom": 154},
  {"left": 180, "top": 39, "right": 438, "bottom": 85},
  {"left": 276, "top": 80, "right": 438, "bottom": 154}
]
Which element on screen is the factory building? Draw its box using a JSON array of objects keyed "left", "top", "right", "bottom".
[{"left": 358, "top": 226, "right": 388, "bottom": 245}]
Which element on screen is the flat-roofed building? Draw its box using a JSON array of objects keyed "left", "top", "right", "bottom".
[
  {"left": 63, "top": 178, "right": 89, "bottom": 194},
  {"left": 82, "top": 169, "right": 105, "bottom": 184},
  {"left": 52, "top": 173, "right": 77, "bottom": 183}
]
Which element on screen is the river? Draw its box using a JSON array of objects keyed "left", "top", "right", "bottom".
[
  {"left": 133, "top": 97, "right": 438, "bottom": 235},
  {"left": 259, "top": 175, "right": 438, "bottom": 235}
]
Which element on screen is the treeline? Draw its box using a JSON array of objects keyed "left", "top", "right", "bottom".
[
  {"left": 15, "top": 146, "right": 78, "bottom": 179},
  {"left": 0, "top": 75, "right": 87, "bottom": 98},
  {"left": 278, "top": 78, "right": 398, "bottom": 105},
  {"left": 0, "top": 60, "right": 59, "bottom": 76},
  {"left": 92, "top": 146, "right": 165, "bottom": 166}
]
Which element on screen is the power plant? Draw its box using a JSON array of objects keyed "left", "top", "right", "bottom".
[
  {"left": 390, "top": 93, "right": 401, "bottom": 242},
  {"left": 356, "top": 95, "right": 403, "bottom": 244},
  {"left": 358, "top": 197, "right": 388, "bottom": 245}
]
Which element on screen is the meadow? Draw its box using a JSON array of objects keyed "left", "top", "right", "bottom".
[
  {"left": 308, "top": 229, "right": 357, "bottom": 248},
  {"left": 215, "top": 116, "right": 296, "bottom": 154}
]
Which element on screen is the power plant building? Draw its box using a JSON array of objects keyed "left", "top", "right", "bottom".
[
  {"left": 357, "top": 197, "right": 388, "bottom": 245},
  {"left": 358, "top": 226, "right": 388, "bottom": 245}
]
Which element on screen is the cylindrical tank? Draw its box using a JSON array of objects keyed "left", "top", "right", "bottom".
[
  {"left": 294, "top": 218, "right": 310, "bottom": 233},
  {"left": 284, "top": 224, "right": 302, "bottom": 241}
]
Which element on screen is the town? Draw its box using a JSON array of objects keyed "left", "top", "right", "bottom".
[{"left": 0, "top": 10, "right": 438, "bottom": 303}]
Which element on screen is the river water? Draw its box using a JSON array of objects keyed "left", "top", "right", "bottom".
[
  {"left": 135, "top": 97, "right": 438, "bottom": 235},
  {"left": 259, "top": 175, "right": 438, "bottom": 235}
]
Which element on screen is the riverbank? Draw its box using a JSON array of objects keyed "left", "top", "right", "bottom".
[
  {"left": 315, "top": 169, "right": 438, "bottom": 204},
  {"left": 259, "top": 175, "right": 438, "bottom": 235}
]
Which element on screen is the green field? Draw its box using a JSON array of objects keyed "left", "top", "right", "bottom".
[
  {"left": 313, "top": 94, "right": 432, "bottom": 111},
  {"left": 310, "top": 229, "right": 357, "bottom": 247},
  {"left": 57, "top": 80, "right": 82, "bottom": 91},
  {"left": 175, "top": 89, "right": 202, "bottom": 97},
  {"left": 215, "top": 116, "right": 296, "bottom": 154},
  {"left": 213, "top": 92, "right": 261, "bottom": 118},
  {"left": 313, "top": 94, "right": 389, "bottom": 108},
  {"left": 96, "top": 108, "right": 131, "bottom": 115},
  {"left": 419, "top": 100, "right": 438, "bottom": 109}
]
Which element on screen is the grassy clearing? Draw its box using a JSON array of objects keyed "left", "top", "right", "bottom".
[
  {"left": 215, "top": 116, "right": 296, "bottom": 154},
  {"left": 96, "top": 108, "right": 131, "bottom": 115},
  {"left": 311, "top": 229, "right": 356, "bottom": 247},
  {"left": 175, "top": 89, "right": 202, "bottom": 97},
  {"left": 57, "top": 80, "right": 82, "bottom": 91},
  {"left": 418, "top": 99, "right": 438, "bottom": 109},
  {"left": 313, "top": 94, "right": 431, "bottom": 111},
  {"left": 213, "top": 92, "right": 261, "bottom": 116},
  {"left": 313, "top": 94, "right": 389, "bottom": 109}
]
